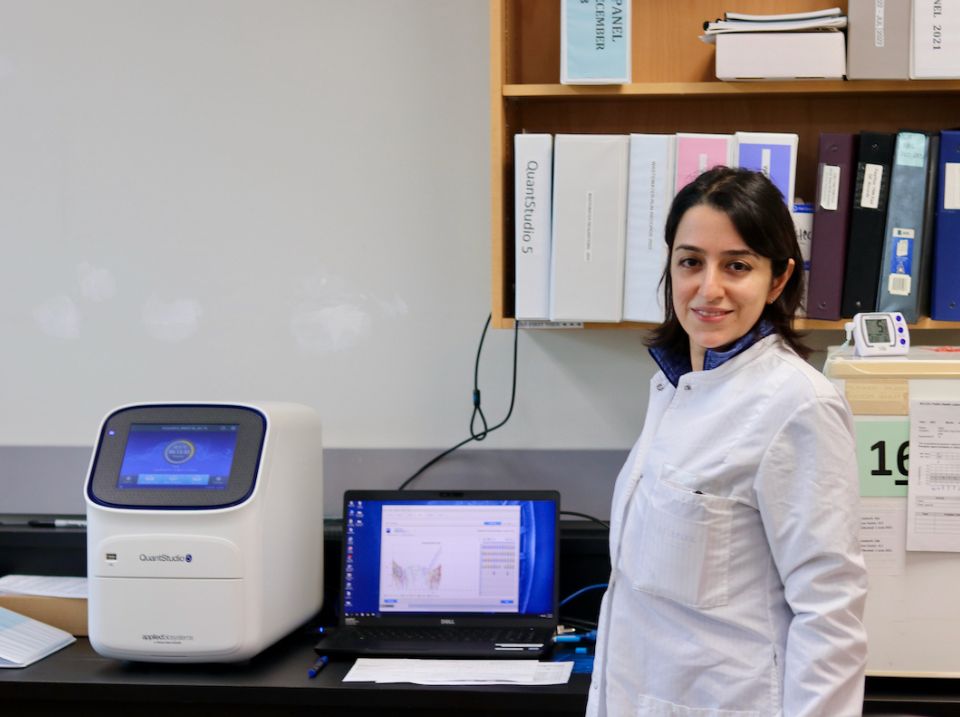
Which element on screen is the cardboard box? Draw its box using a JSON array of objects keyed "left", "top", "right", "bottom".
[
  {"left": 0, "top": 594, "right": 88, "bottom": 636},
  {"left": 715, "top": 32, "right": 846, "bottom": 81}
]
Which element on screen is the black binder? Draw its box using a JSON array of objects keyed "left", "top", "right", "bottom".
[{"left": 840, "top": 132, "right": 896, "bottom": 318}]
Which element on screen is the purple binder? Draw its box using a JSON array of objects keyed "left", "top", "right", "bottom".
[{"left": 807, "top": 133, "right": 856, "bottom": 320}]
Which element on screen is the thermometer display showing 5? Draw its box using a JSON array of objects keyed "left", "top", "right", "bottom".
[{"left": 849, "top": 312, "right": 910, "bottom": 357}]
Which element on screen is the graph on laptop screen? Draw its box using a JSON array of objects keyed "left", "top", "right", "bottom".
[{"left": 343, "top": 498, "right": 556, "bottom": 619}]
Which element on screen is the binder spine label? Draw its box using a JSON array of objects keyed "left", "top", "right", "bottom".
[
  {"left": 819, "top": 165, "right": 841, "bottom": 210},
  {"left": 862, "top": 163, "right": 884, "bottom": 209},
  {"left": 739, "top": 141, "right": 794, "bottom": 206},
  {"left": 583, "top": 191, "right": 595, "bottom": 262},
  {"left": 791, "top": 205, "right": 814, "bottom": 317},
  {"left": 896, "top": 133, "right": 927, "bottom": 166},
  {"left": 889, "top": 231, "right": 915, "bottom": 296},
  {"left": 946, "top": 163, "right": 960, "bottom": 210},
  {"left": 514, "top": 134, "right": 553, "bottom": 321},
  {"left": 519, "top": 159, "right": 546, "bottom": 254},
  {"left": 888, "top": 273, "right": 912, "bottom": 297},
  {"left": 874, "top": 0, "right": 886, "bottom": 48}
]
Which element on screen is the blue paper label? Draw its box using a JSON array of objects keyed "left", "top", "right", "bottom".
[
  {"left": 739, "top": 143, "right": 793, "bottom": 203},
  {"left": 895, "top": 133, "right": 927, "bottom": 167},
  {"left": 563, "top": 0, "right": 630, "bottom": 82}
]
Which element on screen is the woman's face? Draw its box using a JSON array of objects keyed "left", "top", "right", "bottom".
[{"left": 670, "top": 204, "right": 793, "bottom": 370}]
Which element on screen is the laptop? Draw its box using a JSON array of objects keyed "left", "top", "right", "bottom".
[{"left": 316, "top": 489, "right": 560, "bottom": 659}]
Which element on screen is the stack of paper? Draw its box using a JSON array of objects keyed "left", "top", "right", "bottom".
[
  {"left": 703, "top": 8, "right": 848, "bottom": 80},
  {"left": 0, "top": 574, "right": 88, "bottom": 599},
  {"left": 702, "top": 7, "right": 846, "bottom": 40},
  {"left": 0, "top": 574, "right": 88, "bottom": 636}
]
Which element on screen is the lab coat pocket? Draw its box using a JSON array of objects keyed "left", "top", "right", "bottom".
[
  {"left": 628, "top": 466, "right": 734, "bottom": 608},
  {"left": 635, "top": 694, "right": 760, "bottom": 717}
]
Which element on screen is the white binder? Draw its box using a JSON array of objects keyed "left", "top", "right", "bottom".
[
  {"left": 514, "top": 134, "right": 553, "bottom": 320},
  {"left": 550, "top": 134, "right": 629, "bottom": 322},
  {"left": 623, "top": 134, "right": 675, "bottom": 323}
]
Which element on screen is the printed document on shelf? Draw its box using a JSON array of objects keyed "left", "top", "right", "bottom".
[
  {"left": 700, "top": 17, "right": 846, "bottom": 43},
  {"left": 907, "top": 399, "right": 960, "bottom": 551},
  {"left": 0, "top": 575, "right": 87, "bottom": 599}
]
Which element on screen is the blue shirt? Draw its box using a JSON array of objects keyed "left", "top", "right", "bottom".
[{"left": 649, "top": 320, "right": 777, "bottom": 388}]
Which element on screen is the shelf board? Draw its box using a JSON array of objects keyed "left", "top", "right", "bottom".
[
  {"left": 796, "top": 318, "right": 960, "bottom": 331},
  {"left": 494, "top": 318, "right": 960, "bottom": 331},
  {"left": 503, "top": 80, "right": 960, "bottom": 99}
]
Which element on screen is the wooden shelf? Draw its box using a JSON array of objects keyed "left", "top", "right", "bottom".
[
  {"left": 490, "top": 0, "right": 960, "bottom": 332},
  {"left": 503, "top": 80, "right": 960, "bottom": 99}
]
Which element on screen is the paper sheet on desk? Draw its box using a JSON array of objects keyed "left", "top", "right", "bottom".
[
  {"left": 0, "top": 606, "right": 75, "bottom": 668},
  {"left": 342, "top": 658, "right": 574, "bottom": 685},
  {"left": 0, "top": 575, "right": 87, "bottom": 599}
]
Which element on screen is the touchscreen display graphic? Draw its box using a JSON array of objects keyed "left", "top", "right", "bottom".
[{"left": 117, "top": 424, "right": 239, "bottom": 490}]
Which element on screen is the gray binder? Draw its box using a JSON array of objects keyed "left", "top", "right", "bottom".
[
  {"left": 876, "top": 131, "right": 939, "bottom": 323},
  {"left": 847, "top": 0, "right": 910, "bottom": 80}
]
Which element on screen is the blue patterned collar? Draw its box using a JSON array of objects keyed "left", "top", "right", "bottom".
[{"left": 649, "top": 320, "right": 777, "bottom": 388}]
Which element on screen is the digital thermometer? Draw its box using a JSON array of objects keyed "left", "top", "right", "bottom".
[{"left": 849, "top": 312, "right": 910, "bottom": 357}]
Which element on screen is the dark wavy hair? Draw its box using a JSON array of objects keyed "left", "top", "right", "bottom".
[{"left": 646, "top": 165, "right": 810, "bottom": 360}]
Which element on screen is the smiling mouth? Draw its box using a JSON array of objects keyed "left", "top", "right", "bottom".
[{"left": 692, "top": 308, "right": 732, "bottom": 320}]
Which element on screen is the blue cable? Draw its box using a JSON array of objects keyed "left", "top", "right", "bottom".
[
  {"left": 554, "top": 630, "right": 597, "bottom": 643},
  {"left": 559, "top": 582, "right": 608, "bottom": 607}
]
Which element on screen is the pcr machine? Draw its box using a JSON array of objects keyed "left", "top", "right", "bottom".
[{"left": 84, "top": 402, "right": 323, "bottom": 662}]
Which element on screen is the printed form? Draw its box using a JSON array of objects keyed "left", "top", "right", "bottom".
[{"left": 907, "top": 399, "right": 960, "bottom": 551}]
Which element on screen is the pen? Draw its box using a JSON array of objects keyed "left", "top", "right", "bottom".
[
  {"left": 308, "top": 655, "right": 328, "bottom": 678},
  {"left": 27, "top": 519, "right": 87, "bottom": 529}
]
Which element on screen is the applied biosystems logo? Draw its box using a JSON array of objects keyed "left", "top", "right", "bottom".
[
  {"left": 139, "top": 553, "right": 193, "bottom": 563},
  {"left": 142, "top": 633, "right": 195, "bottom": 642}
]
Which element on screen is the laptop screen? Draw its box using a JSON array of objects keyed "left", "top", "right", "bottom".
[{"left": 341, "top": 490, "right": 558, "bottom": 626}]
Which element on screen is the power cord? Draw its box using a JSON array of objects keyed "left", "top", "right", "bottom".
[
  {"left": 398, "top": 313, "right": 519, "bottom": 490},
  {"left": 560, "top": 583, "right": 608, "bottom": 608},
  {"left": 558, "top": 584, "right": 609, "bottom": 633},
  {"left": 560, "top": 510, "right": 609, "bottom": 530}
]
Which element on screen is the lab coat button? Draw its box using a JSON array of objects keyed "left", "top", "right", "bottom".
[
  {"left": 683, "top": 384, "right": 692, "bottom": 391},
  {"left": 656, "top": 383, "right": 665, "bottom": 391}
]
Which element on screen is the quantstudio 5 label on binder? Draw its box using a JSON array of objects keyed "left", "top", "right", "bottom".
[{"left": 561, "top": 0, "right": 631, "bottom": 85}]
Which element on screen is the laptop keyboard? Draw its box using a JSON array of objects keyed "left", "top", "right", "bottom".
[{"left": 351, "top": 627, "right": 543, "bottom": 643}]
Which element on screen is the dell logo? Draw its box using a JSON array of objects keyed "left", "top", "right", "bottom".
[{"left": 440, "top": 618, "right": 456, "bottom": 625}]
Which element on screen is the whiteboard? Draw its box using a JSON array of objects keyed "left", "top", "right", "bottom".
[{"left": 0, "top": 0, "right": 654, "bottom": 456}]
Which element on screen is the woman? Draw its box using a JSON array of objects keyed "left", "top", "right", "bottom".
[{"left": 587, "top": 166, "right": 867, "bottom": 717}]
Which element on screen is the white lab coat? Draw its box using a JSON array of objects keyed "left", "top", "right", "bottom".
[{"left": 587, "top": 335, "right": 867, "bottom": 717}]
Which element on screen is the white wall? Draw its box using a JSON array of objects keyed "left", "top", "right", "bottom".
[
  {"left": 4, "top": 1, "right": 949, "bottom": 457},
  {"left": 0, "top": 0, "right": 659, "bottom": 452}
]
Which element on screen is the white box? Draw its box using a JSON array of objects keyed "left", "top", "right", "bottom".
[{"left": 715, "top": 32, "right": 846, "bottom": 80}]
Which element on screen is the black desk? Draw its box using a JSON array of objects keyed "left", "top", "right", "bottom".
[
  {"left": 6, "top": 636, "right": 960, "bottom": 717},
  {"left": 0, "top": 633, "right": 590, "bottom": 717},
  {"left": 4, "top": 525, "right": 960, "bottom": 715}
]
